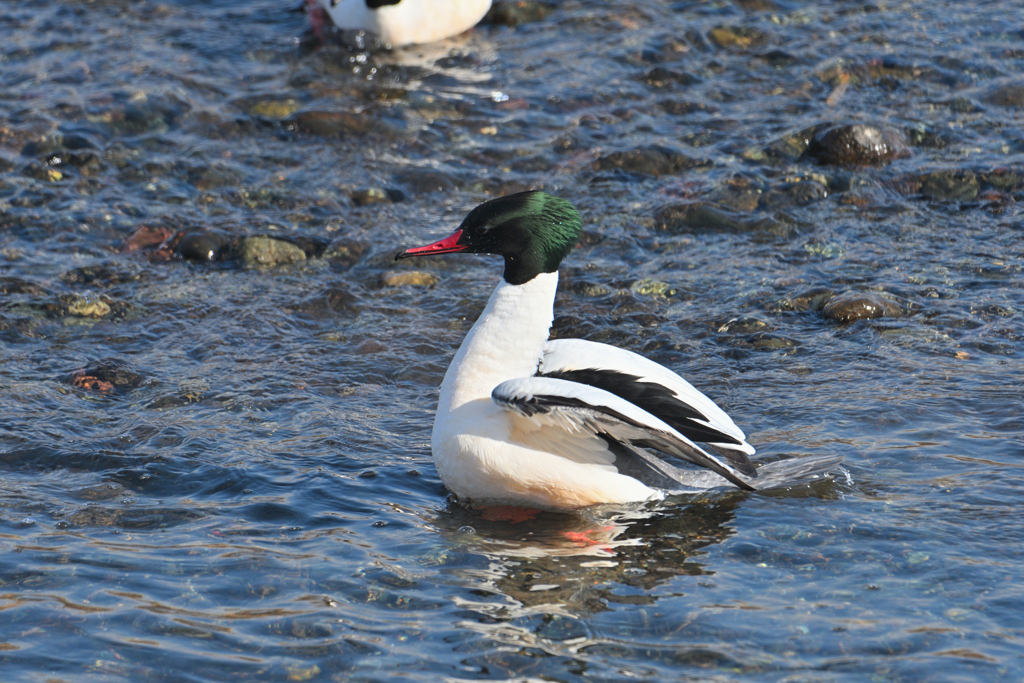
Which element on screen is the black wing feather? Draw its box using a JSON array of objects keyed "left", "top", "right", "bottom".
[
  {"left": 539, "top": 367, "right": 755, "bottom": 476},
  {"left": 496, "top": 384, "right": 756, "bottom": 492}
]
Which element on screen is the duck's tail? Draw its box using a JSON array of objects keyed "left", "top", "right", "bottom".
[
  {"left": 606, "top": 439, "right": 844, "bottom": 495},
  {"left": 663, "top": 452, "right": 844, "bottom": 494}
]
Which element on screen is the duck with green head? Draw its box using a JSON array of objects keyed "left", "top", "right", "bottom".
[{"left": 397, "top": 191, "right": 839, "bottom": 510}]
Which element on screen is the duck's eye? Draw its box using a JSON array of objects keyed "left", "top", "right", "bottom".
[{"left": 474, "top": 224, "right": 491, "bottom": 236}]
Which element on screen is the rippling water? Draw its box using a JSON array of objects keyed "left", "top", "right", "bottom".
[{"left": 2, "top": 0, "right": 1023, "bottom": 680}]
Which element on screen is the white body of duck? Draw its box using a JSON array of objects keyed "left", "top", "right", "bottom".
[
  {"left": 396, "top": 191, "right": 839, "bottom": 510},
  {"left": 315, "top": 0, "right": 492, "bottom": 47},
  {"left": 432, "top": 273, "right": 658, "bottom": 508}
]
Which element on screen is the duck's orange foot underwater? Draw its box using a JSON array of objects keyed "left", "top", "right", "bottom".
[
  {"left": 477, "top": 505, "right": 542, "bottom": 524},
  {"left": 562, "top": 525, "right": 616, "bottom": 546}
]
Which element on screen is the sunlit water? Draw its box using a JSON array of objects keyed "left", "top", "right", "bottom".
[{"left": 1, "top": 0, "right": 1023, "bottom": 680}]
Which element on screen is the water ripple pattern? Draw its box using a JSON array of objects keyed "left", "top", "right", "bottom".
[{"left": 1, "top": 0, "right": 1022, "bottom": 680}]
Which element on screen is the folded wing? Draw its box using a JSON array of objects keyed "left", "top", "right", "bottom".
[
  {"left": 492, "top": 376, "right": 756, "bottom": 492},
  {"left": 539, "top": 339, "right": 756, "bottom": 475}
]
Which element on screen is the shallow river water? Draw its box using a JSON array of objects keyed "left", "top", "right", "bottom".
[{"left": 2, "top": 0, "right": 1023, "bottom": 680}]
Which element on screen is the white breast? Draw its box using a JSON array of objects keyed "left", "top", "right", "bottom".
[{"left": 429, "top": 272, "right": 661, "bottom": 508}]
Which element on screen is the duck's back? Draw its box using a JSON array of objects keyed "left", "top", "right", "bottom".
[{"left": 321, "top": 0, "right": 492, "bottom": 46}]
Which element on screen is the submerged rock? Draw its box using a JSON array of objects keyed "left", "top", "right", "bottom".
[
  {"left": 350, "top": 187, "right": 404, "bottom": 206},
  {"left": 66, "top": 359, "right": 146, "bottom": 392},
  {"left": 806, "top": 124, "right": 908, "bottom": 167},
  {"left": 658, "top": 99, "right": 719, "bottom": 116},
  {"left": 61, "top": 263, "right": 141, "bottom": 287},
  {"left": 639, "top": 67, "right": 701, "bottom": 89},
  {"left": 285, "top": 110, "right": 373, "bottom": 137},
  {"left": 286, "top": 235, "right": 330, "bottom": 259},
  {"left": 381, "top": 270, "right": 439, "bottom": 287},
  {"left": 594, "top": 146, "right": 700, "bottom": 177},
  {"left": 918, "top": 169, "right": 979, "bottom": 201},
  {"left": 249, "top": 99, "right": 301, "bottom": 119},
  {"left": 630, "top": 279, "right": 680, "bottom": 298},
  {"left": 324, "top": 239, "right": 369, "bottom": 269},
  {"left": 298, "top": 286, "right": 360, "bottom": 317},
  {"left": 65, "top": 506, "right": 203, "bottom": 529},
  {"left": 982, "top": 80, "right": 1024, "bottom": 108},
  {"left": 979, "top": 167, "right": 1024, "bottom": 191},
  {"left": 228, "top": 236, "right": 307, "bottom": 268},
  {"left": 394, "top": 168, "right": 458, "bottom": 194},
  {"left": 188, "top": 164, "right": 243, "bottom": 191},
  {"left": 822, "top": 291, "right": 912, "bottom": 323},
  {"left": 654, "top": 202, "right": 780, "bottom": 234},
  {"left": 708, "top": 25, "right": 769, "bottom": 50},
  {"left": 743, "top": 332, "right": 800, "bottom": 350},
  {"left": 718, "top": 315, "right": 772, "bottom": 334},
  {"left": 773, "top": 287, "right": 836, "bottom": 312},
  {"left": 61, "top": 293, "right": 111, "bottom": 318},
  {"left": 762, "top": 125, "right": 821, "bottom": 161},
  {"left": 760, "top": 49, "right": 797, "bottom": 67},
  {"left": 0, "top": 277, "right": 48, "bottom": 296}
]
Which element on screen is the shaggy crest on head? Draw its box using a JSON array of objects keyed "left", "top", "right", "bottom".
[{"left": 394, "top": 193, "right": 840, "bottom": 511}]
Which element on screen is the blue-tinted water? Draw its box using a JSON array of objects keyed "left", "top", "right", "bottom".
[{"left": 1, "top": 0, "right": 1023, "bottom": 680}]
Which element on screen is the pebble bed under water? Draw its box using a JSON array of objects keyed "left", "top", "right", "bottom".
[{"left": 1, "top": 0, "right": 1023, "bottom": 680}]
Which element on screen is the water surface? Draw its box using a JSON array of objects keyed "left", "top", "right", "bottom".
[{"left": 1, "top": 0, "right": 1023, "bottom": 680}]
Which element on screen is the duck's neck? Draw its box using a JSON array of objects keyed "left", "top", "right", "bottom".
[{"left": 438, "top": 271, "right": 558, "bottom": 412}]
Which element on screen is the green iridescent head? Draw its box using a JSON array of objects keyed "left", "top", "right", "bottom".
[{"left": 395, "top": 191, "right": 583, "bottom": 285}]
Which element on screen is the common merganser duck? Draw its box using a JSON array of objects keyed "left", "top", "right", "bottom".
[
  {"left": 396, "top": 191, "right": 839, "bottom": 510},
  {"left": 310, "top": 0, "right": 492, "bottom": 47}
]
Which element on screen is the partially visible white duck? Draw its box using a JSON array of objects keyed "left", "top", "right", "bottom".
[
  {"left": 396, "top": 191, "right": 839, "bottom": 510},
  {"left": 311, "top": 0, "right": 492, "bottom": 47}
]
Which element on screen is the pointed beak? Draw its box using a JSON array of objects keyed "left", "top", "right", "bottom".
[{"left": 395, "top": 229, "right": 466, "bottom": 261}]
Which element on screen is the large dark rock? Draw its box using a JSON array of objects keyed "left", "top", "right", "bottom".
[
  {"left": 822, "top": 291, "right": 911, "bottom": 323},
  {"left": 806, "top": 124, "right": 908, "bottom": 167},
  {"left": 175, "top": 230, "right": 230, "bottom": 263},
  {"left": 594, "top": 146, "right": 700, "bottom": 177}
]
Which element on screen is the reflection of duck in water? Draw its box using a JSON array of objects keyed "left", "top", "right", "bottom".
[
  {"left": 397, "top": 192, "right": 840, "bottom": 510},
  {"left": 433, "top": 496, "right": 744, "bottom": 613},
  {"left": 307, "top": 0, "right": 492, "bottom": 47}
]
